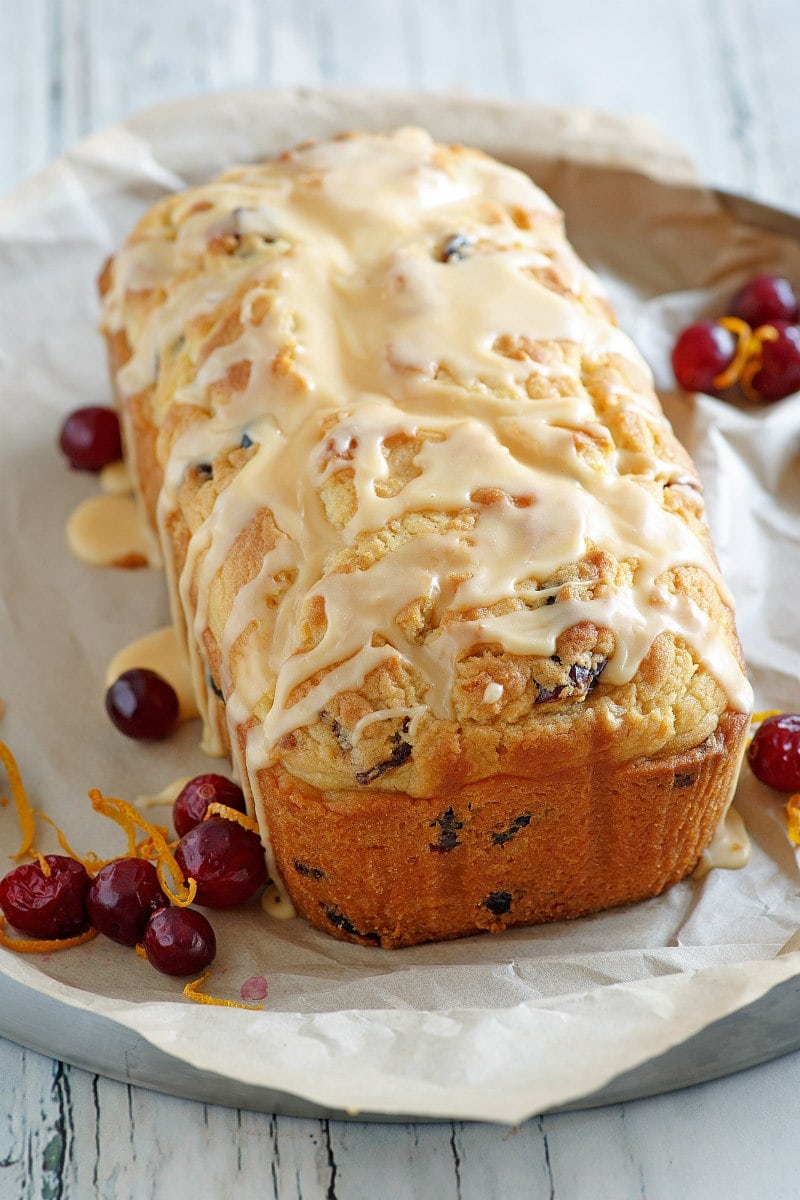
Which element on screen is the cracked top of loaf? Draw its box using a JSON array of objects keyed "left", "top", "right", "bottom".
[{"left": 99, "top": 127, "right": 751, "bottom": 798}]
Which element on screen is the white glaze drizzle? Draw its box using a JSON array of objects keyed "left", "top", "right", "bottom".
[
  {"left": 692, "top": 807, "right": 751, "bottom": 879},
  {"left": 693, "top": 734, "right": 751, "bottom": 878}
]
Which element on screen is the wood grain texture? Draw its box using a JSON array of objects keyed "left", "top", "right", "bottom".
[
  {"left": 2, "top": 1, "right": 800, "bottom": 1197},
  {"left": 5, "top": 1033, "right": 800, "bottom": 1199},
  {"left": 1, "top": 0, "right": 799, "bottom": 209}
]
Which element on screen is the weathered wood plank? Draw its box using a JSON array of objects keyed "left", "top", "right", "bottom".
[
  {"left": 0, "top": 1038, "right": 27, "bottom": 1199},
  {"left": 7, "top": 1032, "right": 800, "bottom": 1198},
  {"left": 0, "top": 0, "right": 49, "bottom": 189},
  {"left": 2, "top": 0, "right": 798, "bottom": 211}
]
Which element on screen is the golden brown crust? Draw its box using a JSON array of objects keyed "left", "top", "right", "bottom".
[{"left": 258, "top": 711, "right": 749, "bottom": 947}]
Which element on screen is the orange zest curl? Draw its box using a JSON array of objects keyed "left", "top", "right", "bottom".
[
  {"left": 88, "top": 790, "right": 197, "bottom": 907},
  {"left": 747, "top": 709, "right": 784, "bottom": 750},
  {"left": 136, "top": 833, "right": 180, "bottom": 863},
  {"left": 0, "top": 913, "right": 98, "bottom": 954},
  {"left": 33, "top": 810, "right": 111, "bottom": 876},
  {"left": 786, "top": 795, "right": 800, "bottom": 847},
  {"left": 183, "top": 970, "right": 264, "bottom": 1010},
  {"left": 0, "top": 739, "right": 37, "bottom": 860},
  {"left": 34, "top": 853, "right": 51, "bottom": 877},
  {"left": 740, "top": 324, "right": 780, "bottom": 401},
  {"left": 713, "top": 317, "right": 754, "bottom": 390},
  {"left": 204, "top": 803, "right": 260, "bottom": 834},
  {"left": 713, "top": 318, "right": 780, "bottom": 398},
  {"left": 752, "top": 709, "right": 782, "bottom": 724}
]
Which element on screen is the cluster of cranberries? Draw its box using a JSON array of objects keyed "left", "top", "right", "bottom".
[
  {"left": 50, "top": 405, "right": 272, "bottom": 973},
  {"left": 672, "top": 274, "right": 800, "bottom": 403},
  {"left": 0, "top": 775, "right": 266, "bottom": 976}
]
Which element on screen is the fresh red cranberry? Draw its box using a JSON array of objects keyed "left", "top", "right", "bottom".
[
  {"left": 175, "top": 818, "right": 267, "bottom": 909},
  {"left": 59, "top": 406, "right": 122, "bottom": 471},
  {"left": 142, "top": 907, "right": 216, "bottom": 976},
  {"left": 86, "top": 858, "right": 168, "bottom": 946},
  {"left": 0, "top": 855, "right": 91, "bottom": 939},
  {"left": 748, "top": 714, "right": 800, "bottom": 792},
  {"left": 105, "top": 669, "right": 179, "bottom": 741},
  {"left": 748, "top": 321, "right": 800, "bottom": 402},
  {"left": 671, "top": 320, "right": 737, "bottom": 394},
  {"left": 731, "top": 275, "right": 799, "bottom": 328},
  {"left": 173, "top": 774, "right": 247, "bottom": 838}
]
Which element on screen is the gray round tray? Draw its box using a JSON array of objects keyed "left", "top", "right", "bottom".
[{"left": 3, "top": 965, "right": 800, "bottom": 1117}]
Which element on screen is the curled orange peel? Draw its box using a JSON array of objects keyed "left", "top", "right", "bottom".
[
  {"left": 740, "top": 324, "right": 780, "bottom": 401},
  {"left": 33, "top": 810, "right": 110, "bottom": 876},
  {"left": 183, "top": 970, "right": 264, "bottom": 1010},
  {"left": 156, "top": 864, "right": 197, "bottom": 908},
  {"left": 714, "top": 318, "right": 781, "bottom": 398},
  {"left": 747, "top": 709, "right": 784, "bottom": 749},
  {"left": 0, "top": 739, "right": 37, "bottom": 860},
  {"left": 204, "top": 803, "right": 260, "bottom": 834},
  {"left": 752, "top": 709, "right": 782, "bottom": 723},
  {"left": 34, "top": 853, "right": 51, "bottom": 877},
  {"left": 0, "top": 913, "right": 98, "bottom": 954},
  {"left": 132, "top": 832, "right": 179, "bottom": 865},
  {"left": 88, "top": 790, "right": 197, "bottom": 907},
  {"left": 713, "top": 317, "right": 754, "bottom": 390},
  {"left": 786, "top": 795, "right": 800, "bottom": 847}
]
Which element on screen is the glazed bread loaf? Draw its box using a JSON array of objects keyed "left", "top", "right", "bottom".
[{"left": 99, "top": 128, "right": 752, "bottom": 947}]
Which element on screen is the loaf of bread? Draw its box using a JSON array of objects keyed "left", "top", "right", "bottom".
[{"left": 99, "top": 128, "right": 752, "bottom": 948}]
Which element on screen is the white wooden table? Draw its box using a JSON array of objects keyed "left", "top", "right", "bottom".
[{"left": 2, "top": 2, "right": 800, "bottom": 1196}]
